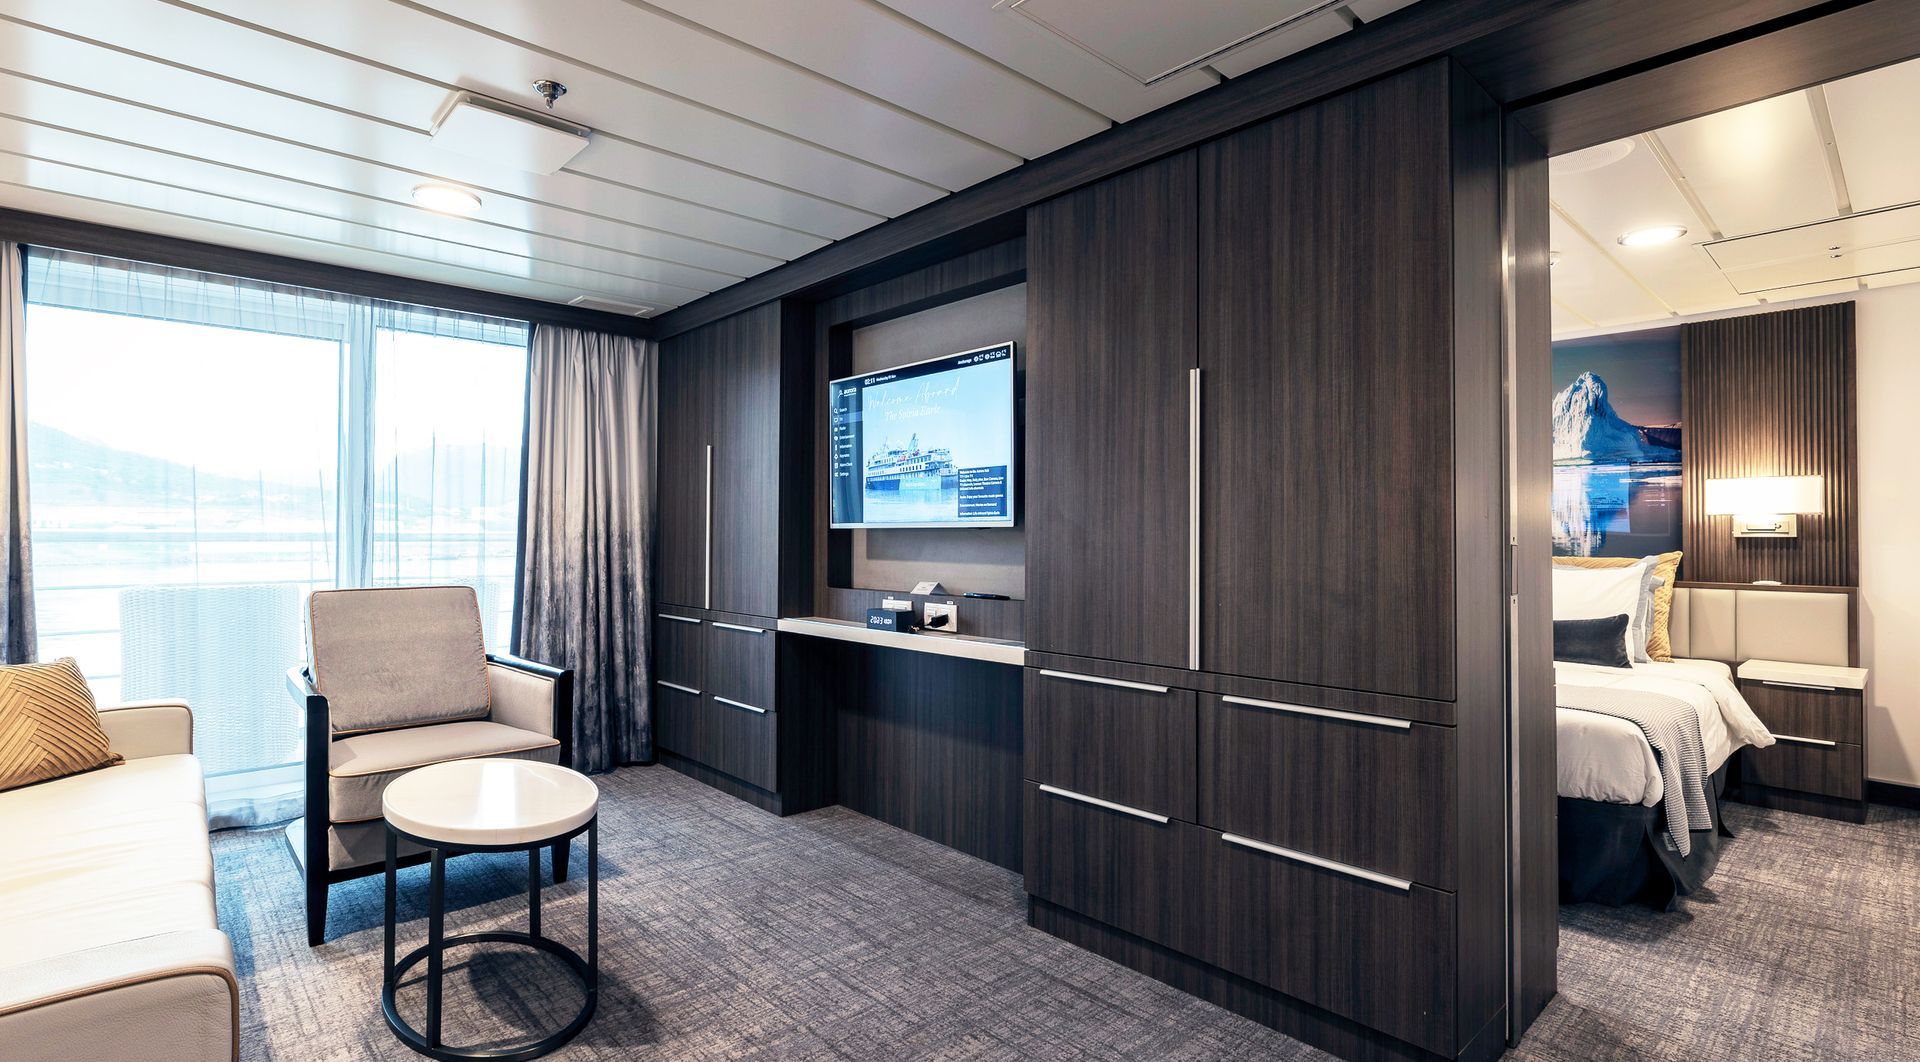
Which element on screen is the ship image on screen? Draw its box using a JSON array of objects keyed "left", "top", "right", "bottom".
[{"left": 829, "top": 342, "right": 1015, "bottom": 529}]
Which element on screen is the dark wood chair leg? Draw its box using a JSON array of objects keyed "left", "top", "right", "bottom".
[
  {"left": 306, "top": 870, "right": 329, "bottom": 947},
  {"left": 553, "top": 838, "right": 570, "bottom": 884}
]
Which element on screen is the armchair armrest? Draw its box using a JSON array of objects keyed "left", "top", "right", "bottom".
[
  {"left": 286, "top": 664, "right": 319, "bottom": 703},
  {"left": 0, "top": 928, "right": 238, "bottom": 1062},
  {"left": 95, "top": 700, "right": 193, "bottom": 760},
  {"left": 486, "top": 653, "right": 574, "bottom": 770}
]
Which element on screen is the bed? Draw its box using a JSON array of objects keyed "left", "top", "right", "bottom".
[{"left": 1556, "top": 656, "right": 1773, "bottom": 907}]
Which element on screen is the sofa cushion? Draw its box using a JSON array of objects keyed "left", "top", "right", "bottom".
[
  {"left": 327, "top": 720, "right": 561, "bottom": 826},
  {"left": 307, "top": 585, "right": 491, "bottom": 735},
  {"left": 0, "top": 657, "right": 123, "bottom": 792},
  {"left": 0, "top": 754, "right": 215, "bottom": 968}
]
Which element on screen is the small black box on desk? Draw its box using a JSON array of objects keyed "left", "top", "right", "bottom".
[{"left": 866, "top": 607, "right": 912, "bottom": 633}]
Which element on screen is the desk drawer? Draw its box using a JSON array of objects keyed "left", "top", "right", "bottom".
[
  {"left": 1744, "top": 739, "right": 1862, "bottom": 801},
  {"left": 1198, "top": 693, "right": 1454, "bottom": 889},
  {"left": 656, "top": 686, "right": 778, "bottom": 792},
  {"left": 655, "top": 612, "right": 704, "bottom": 691},
  {"left": 1200, "top": 826, "right": 1455, "bottom": 1054},
  {"left": 1025, "top": 668, "right": 1195, "bottom": 820},
  {"left": 1023, "top": 781, "right": 1205, "bottom": 956},
  {"left": 1739, "top": 680, "right": 1862, "bottom": 745},
  {"left": 707, "top": 620, "right": 776, "bottom": 713}
]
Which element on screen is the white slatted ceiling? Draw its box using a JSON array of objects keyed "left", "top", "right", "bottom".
[
  {"left": 0, "top": 0, "right": 1414, "bottom": 314},
  {"left": 1550, "top": 56, "right": 1920, "bottom": 337}
]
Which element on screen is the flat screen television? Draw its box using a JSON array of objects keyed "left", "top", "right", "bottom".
[{"left": 829, "top": 342, "right": 1016, "bottom": 529}]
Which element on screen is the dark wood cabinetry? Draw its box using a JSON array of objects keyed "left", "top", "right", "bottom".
[
  {"left": 1734, "top": 675, "right": 1868, "bottom": 821},
  {"left": 656, "top": 339, "right": 710, "bottom": 611},
  {"left": 1025, "top": 152, "right": 1197, "bottom": 670},
  {"left": 1024, "top": 669, "right": 1196, "bottom": 821}
]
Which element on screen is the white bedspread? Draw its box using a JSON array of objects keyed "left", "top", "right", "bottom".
[{"left": 1556, "top": 658, "right": 1774, "bottom": 806}]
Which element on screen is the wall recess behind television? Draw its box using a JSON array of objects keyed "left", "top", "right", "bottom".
[{"left": 847, "top": 283, "right": 1027, "bottom": 598}]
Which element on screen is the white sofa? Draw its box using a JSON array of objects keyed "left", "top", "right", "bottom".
[{"left": 0, "top": 699, "right": 238, "bottom": 1062}]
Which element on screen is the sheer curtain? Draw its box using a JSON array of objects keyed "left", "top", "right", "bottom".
[
  {"left": 0, "top": 243, "right": 31, "bottom": 663},
  {"left": 21, "top": 249, "right": 529, "bottom": 826}
]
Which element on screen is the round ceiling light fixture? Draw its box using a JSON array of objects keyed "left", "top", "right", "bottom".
[
  {"left": 1617, "top": 225, "right": 1688, "bottom": 247},
  {"left": 411, "top": 183, "right": 482, "bottom": 214}
]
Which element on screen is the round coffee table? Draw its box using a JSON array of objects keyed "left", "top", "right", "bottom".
[{"left": 380, "top": 758, "right": 599, "bottom": 1061}]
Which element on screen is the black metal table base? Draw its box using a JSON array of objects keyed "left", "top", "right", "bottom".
[{"left": 383, "top": 817, "right": 599, "bottom": 1061}]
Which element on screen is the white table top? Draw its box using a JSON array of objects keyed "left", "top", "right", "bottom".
[
  {"left": 383, "top": 759, "right": 598, "bottom": 847},
  {"left": 776, "top": 615, "right": 1026, "bottom": 666},
  {"left": 1738, "top": 659, "right": 1869, "bottom": 690}
]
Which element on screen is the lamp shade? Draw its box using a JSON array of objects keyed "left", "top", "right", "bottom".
[{"left": 1703, "top": 476, "right": 1825, "bottom": 516}]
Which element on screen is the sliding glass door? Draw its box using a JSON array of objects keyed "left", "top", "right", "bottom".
[{"left": 22, "top": 250, "right": 528, "bottom": 824}]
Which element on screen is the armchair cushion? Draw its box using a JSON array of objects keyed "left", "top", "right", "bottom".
[
  {"left": 307, "top": 585, "right": 490, "bottom": 735},
  {"left": 326, "top": 720, "right": 560, "bottom": 825},
  {"left": 0, "top": 657, "right": 122, "bottom": 793}
]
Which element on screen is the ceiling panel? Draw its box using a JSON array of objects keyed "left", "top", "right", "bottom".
[
  {"left": 1655, "top": 90, "right": 1835, "bottom": 237},
  {"left": 1822, "top": 60, "right": 1920, "bottom": 213},
  {"left": 1210, "top": 11, "right": 1351, "bottom": 79},
  {"left": 1547, "top": 210, "right": 1675, "bottom": 328},
  {"left": 1005, "top": 0, "right": 1328, "bottom": 84}
]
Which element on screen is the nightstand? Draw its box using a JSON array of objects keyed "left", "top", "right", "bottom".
[{"left": 1734, "top": 659, "right": 1870, "bottom": 823}]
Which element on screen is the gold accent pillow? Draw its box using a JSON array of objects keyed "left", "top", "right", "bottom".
[
  {"left": 0, "top": 657, "right": 122, "bottom": 792},
  {"left": 1553, "top": 552, "right": 1684, "bottom": 661}
]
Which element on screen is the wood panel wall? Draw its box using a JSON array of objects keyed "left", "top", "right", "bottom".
[{"left": 1681, "top": 302, "right": 1857, "bottom": 586}]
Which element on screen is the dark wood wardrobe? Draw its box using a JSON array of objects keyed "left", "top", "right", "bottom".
[{"left": 1022, "top": 60, "right": 1511, "bottom": 1061}]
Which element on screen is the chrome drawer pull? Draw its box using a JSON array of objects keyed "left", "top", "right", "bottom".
[
  {"left": 1037, "top": 669, "right": 1170, "bottom": 694},
  {"left": 1038, "top": 784, "right": 1170, "bottom": 824},
  {"left": 715, "top": 696, "right": 767, "bottom": 715},
  {"left": 1774, "top": 734, "right": 1837, "bottom": 748},
  {"left": 1762, "top": 680, "right": 1840, "bottom": 692},
  {"left": 1221, "top": 833, "right": 1413, "bottom": 892},
  {"left": 712, "top": 622, "right": 767, "bottom": 634},
  {"left": 659, "top": 614, "right": 702, "bottom": 625},
  {"left": 1221, "top": 695, "right": 1411, "bottom": 730},
  {"left": 657, "top": 680, "right": 701, "bottom": 696}
]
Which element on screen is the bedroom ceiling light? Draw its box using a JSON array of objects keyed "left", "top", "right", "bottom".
[
  {"left": 410, "top": 183, "right": 482, "bottom": 214},
  {"left": 1703, "top": 475, "right": 1825, "bottom": 538},
  {"left": 1617, "top": 225, "right": 1688, "bottom": 247}
]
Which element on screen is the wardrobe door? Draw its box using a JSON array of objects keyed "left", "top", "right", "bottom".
[
  {"left": 1026, "top": 151, "right": 1198, "bottom": 669},
  {"left": 655, "top": 330, "right": 711, "bottom": 610},
  {"left": 1198, "top": 68, "right": 1456, "bottom": 700},
  {"left": 707, "top": 304, "right": 783, "bottom": 620}
]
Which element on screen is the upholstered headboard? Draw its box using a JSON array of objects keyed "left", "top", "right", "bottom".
[{"left": 1668, "top": 583, "right": 1856, "bottom": 667}]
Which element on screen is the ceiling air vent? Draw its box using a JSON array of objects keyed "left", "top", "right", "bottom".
[
  {"left": 1705, "top": 200, "right": 1920, "bottom": 294},
  {"left": 568, "top": 295, "right": 659, "bottom": 317},
  {"left": 431, "top": 92, "right": 591, "bottom": 175}
]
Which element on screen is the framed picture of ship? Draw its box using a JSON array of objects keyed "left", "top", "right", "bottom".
[{"left": 1551, "top": 326, "right": 1682, "bottom": 558}]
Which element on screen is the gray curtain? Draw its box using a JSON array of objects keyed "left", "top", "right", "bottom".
[
  {"left": 0, "top": 242, "right": 33, "bottom": 664},
  {"left": 515, "top": 324, "right": 655, "bottom": 772}
]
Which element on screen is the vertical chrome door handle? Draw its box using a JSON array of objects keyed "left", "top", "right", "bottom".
[
  {"left": 1188, "top": 367, "right": 1200, "bottom": 671},
  {"left": 703, "top": 443, "right": 713, "bottom": 609}
]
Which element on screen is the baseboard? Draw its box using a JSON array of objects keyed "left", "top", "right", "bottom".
[
  {"left": 1868, "top": 779, "right": 1920, "bottom": 810},
  {"left": 656, "top": 750, "right": 785, "bottom": 815},
  {"left": 1728, "top": 784, "right": 1868, "bottom": 823},
  {"left": 1026, "top": 897, "right": 1488, "bottom": 1062}
]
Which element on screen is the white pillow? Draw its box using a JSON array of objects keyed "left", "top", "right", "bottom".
[{"left": 1552, "top": 562, "right": 1649, "bottom": 664}]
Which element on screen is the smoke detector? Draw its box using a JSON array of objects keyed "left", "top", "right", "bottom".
[{"left": 431, "top": 91, "right": 590, "bottom": 175}]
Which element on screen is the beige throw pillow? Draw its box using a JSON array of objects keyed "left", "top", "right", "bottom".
[
  {"left": 1553, "top": 552, "right": 1684, "bottom": 661},
  {"left": 0, "top": 657, "right": 122, "bottom": 792}
]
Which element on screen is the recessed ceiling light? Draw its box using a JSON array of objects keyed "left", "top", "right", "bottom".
[
  {"left": 411, "top": 183, "right": 482, "bottom": 214},
  {"left": 1617, "top": 225, "right": 1688, "bottom": 247},
  {"left": 1549, "top": 139, "right": 1635, "bottom": 175}
]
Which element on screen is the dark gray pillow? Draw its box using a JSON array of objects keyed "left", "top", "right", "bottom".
[{"left": 1555, "top": 615, "right": 1632, "bottom": 668}]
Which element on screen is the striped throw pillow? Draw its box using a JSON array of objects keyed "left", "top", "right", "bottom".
[{"left": 0, "top": 657, "right": 122, "bottom": 792}]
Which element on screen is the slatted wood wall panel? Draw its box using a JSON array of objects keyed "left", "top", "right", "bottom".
[{"left": 1681, "top": 302, "right": 1857, "bottom": 586}]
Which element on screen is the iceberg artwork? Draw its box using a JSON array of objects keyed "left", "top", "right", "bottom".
[{"left": 1551, "top": 327, "right": 1683, "bottom": 558}]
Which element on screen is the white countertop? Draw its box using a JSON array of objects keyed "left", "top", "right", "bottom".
[
  {"left": 1738, "top": 659, "right": 1869, "bottom": 690},
  {"left": 383, "top": 759, "right": 598, "bottom": 846},
  {"left": 777, "top": 616, "right": 1026, "bottom": 666}
]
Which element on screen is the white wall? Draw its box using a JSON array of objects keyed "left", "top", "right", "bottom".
[{"left": 1855, "top": 283, "right": 1920, "bottom": 785}]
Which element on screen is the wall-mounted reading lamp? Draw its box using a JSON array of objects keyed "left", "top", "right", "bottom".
[{"left": 1703, "top": 476, "right": 1825, "bottom": 538}]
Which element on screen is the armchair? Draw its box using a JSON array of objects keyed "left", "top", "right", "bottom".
[{"left": 288, "top": 585, "right": 573, "bottom": 946}]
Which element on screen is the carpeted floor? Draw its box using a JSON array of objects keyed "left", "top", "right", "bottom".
[{"left": 214, "top": 765, "right": 1920, "bottom": 1060}]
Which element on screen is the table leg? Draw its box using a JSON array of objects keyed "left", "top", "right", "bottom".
[
  {"left": 427, "top": 847, "right": 445, "bottom": 1049},
  {"left": 383, "top": 828, "right": 397, "bottom": 987},
  {"left": 528, "top": 846, "right": 542, "bottom": 940},
  {"left": 588, "top": 818, "right": 599, "bottom": 991}
]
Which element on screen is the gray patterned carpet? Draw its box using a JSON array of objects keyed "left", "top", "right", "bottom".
[{"left": 213, "top": 765, "right": 1920, "bottom": 1060}]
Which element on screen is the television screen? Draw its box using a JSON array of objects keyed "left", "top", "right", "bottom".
[{"left": 829, "top": 342, "right": 1016, "bottom": 529}]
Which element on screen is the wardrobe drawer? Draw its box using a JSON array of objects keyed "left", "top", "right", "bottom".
[
  {"left": 1738, "top": 680, "right": 1862, "bottom": 746},
  {"left": 1022, "top": 781, "right": 1206, "bottom": 956},
  {"left": 1743, "top": 739, "right": 1862, "bottom": 800},
  {"left": 707, "top": 619, "right": 776, "bottom": 713},
  {"left": 656, "top": 688, "right": 778, "bottom": 792},
  {"left": 1025, "top": 668, "right": 1196, "bottom": 821},
  {"left": 654, "top": 612, "right": 704, "bottom": 691},
  {"left": 1198, "top": 693, "right": 1454, "bottom": 889},
  {"left": 1200, "top": 826, "right": 1455, "bottom": 1055}
]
